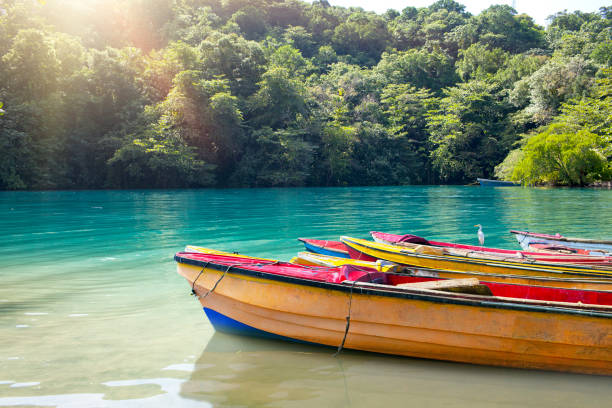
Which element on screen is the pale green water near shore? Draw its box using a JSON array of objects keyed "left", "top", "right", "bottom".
[{"left": 1, "top": 186, "right": 611, "bottom": 407}]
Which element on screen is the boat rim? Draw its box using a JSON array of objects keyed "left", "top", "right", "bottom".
[{"left": 175, "top": 254, "right": 612, "bottom": 319}]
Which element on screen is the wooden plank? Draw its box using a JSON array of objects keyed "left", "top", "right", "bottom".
[
  {"left": 396, "top": 278, "right": 493, "bottom": 296},
  {"left": 397, "top": 278, "right": 479, "bottom": 289}
]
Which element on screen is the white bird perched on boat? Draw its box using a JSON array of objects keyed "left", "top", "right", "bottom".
[{"left": 474, "top": 224, "right": 484, "bottom": 246}]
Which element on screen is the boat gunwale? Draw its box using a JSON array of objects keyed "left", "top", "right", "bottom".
[
  {"left": 341, "top": 236, "right": 612, "bottom": 278},
  {"left": 174, "top": 254, "right": 612, "bottom": 319}
]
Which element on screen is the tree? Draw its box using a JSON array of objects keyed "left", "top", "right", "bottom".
[
  {"left": 249, "top": 65, "right": 308, "bottom": 129},
  {"left": 332, "top": 11, "right": 390, "bottom": 63},
  {"left": 510, "top": 56, "right": 596, "bottom": 125},
  {"left": 0, "top": 28, "right": 67, "bottom": 189},
  {"left": 380, "top": 84, "right": 435, "bottom": 182},
  {"left": 232, "top": 126, "right": 315, "bottom": 186},
  {"left": 229, "top": 6, "right": 268, "bottom": 40},
  {"left": 143, "top": 41, "right": 201, "bottom": 102},
  {"left": 108, "top": 123, "right": 215, "bottom": 188},
  {"left": 476, "top": 5, "right": 545, "bottom": 53},
  {"left": 268, "top": 44, "right": 313, "bottom": 77},
  {"left": 426, "top": 80, "right": 515, "bottom": 183},
  {"left": 283, "top": 25, "right": 316, "bottom": 57},
  {"left": 512, "top": 126, "right": 609, "bottom": 186},
  {"left": 455, "top": 43, "right": 509, "bottom": 81},
  {"left": 374, "top": 48, "right": 458, "bottom": 92},
  {"left": 199, "top": 32, "right": 266, "bottom": 97},
  {"left": 316, "top": 123, "right": 355, "bottom": 185},
  {"left": 156, "top": 71, "right": 245, "bottom": 181},
  {"left": 499, "top": 69, "right": 612, "bottom": 184}
]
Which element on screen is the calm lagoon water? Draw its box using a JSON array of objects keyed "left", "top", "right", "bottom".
[{"left": 1, "top": 186, "right": 611, "bottom": 407}]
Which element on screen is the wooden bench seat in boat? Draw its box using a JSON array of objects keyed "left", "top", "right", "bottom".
[{"left": 395, "top": 277, "right": 493, "bottom": 296}]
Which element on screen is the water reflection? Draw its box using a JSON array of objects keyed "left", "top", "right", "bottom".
[{"left": 181, "top": 332, "right": 612, "bottom": 408}]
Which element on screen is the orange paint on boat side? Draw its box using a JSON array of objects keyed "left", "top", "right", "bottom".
[{"left": 177, "top": 262, "right": 612, "bottom": 375}]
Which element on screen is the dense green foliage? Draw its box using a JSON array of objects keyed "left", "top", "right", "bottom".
[
  {"left": 0, "top": 0, "right": 610, "bottom": 189},
  {"left": 498, "top": 70, "right": 612, "bottom": 185}
]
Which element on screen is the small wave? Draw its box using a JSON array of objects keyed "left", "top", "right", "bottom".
[
  {"left": 10, "top": 382, "right": 39, "bottom": 388},
  {"left": 161, "top": 363, "right": 196, "bottom": 372},
  {"left": 68, "top": 314, "right": 88, "bottom": 317}
]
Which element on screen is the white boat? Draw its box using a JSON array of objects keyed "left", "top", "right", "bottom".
[{"left": 511, "top": 230, "right": 612, "bottom": 256}]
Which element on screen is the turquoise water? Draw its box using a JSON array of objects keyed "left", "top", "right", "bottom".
[{"left": 0, "top": 186, "right": 611, "bottom": 407}]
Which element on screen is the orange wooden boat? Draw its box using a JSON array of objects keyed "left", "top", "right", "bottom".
[{"left": 176, "top": 252, "right": 612, "bottom": 375}]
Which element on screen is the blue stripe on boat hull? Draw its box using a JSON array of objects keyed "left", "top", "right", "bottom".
[
  {"left": 203, "top": 307, "right": 319, "bottom": 345},
  {"left": 302, "top": 242, "right": 349, "bottom": 258}
]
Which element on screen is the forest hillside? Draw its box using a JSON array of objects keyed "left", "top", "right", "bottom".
[{"left": 1, "top": 0, "right": 610, "bottom": 189}]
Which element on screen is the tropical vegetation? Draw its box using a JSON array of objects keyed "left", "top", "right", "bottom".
[{"left": 0, "top": 0, "right": 610, "bottom": 189}]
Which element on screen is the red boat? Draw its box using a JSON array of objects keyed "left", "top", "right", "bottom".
[
  {"left": 370, "top": 231, "right": 612, "bottom": 266},
  {"left": 297, "top": 238, "right": 350, "bottom": 258}
]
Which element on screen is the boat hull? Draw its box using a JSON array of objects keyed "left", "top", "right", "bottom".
[
  {"left": 512, "top": 230, "right": 612, "bottom": 256},
  {"left": 477, "top": 178, "right": 520, "bottom": 186},
  {"left": 176, "top": 259, "right": 612, "bottom": 375},
  {"left": 298, "top": 238, "right": 350, "bottom": 258}
]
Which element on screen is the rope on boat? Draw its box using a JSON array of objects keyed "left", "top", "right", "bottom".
[
  {"left": 334, "top": 280, "right": 358, "bottom": 357},
  {"left": 518, "top": 233, "right": 530, "bottom": 248},
  {"left": 191, "top": 262, "right": 211, "bottom": 298},
  {"left": 191, "top": 261, "right": 279, "bottom": 299},
  {"left": 200, "top": 264, "right": 233, "bottom": 299}
]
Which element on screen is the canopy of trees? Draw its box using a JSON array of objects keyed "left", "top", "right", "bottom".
[{"left": 1, "top": 0, "right": 610, "bottom": 189}]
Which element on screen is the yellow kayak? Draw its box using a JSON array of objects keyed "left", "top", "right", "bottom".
[
  {"left": 185, "top": 245, "right": 277, "bottom": 262},
  {"left": 291, "top": 251, "right": 398, "bottom": 272}
]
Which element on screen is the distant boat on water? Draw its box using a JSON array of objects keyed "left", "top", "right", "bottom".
[{"left": 477, "top": 178, "right": 520, "bottom": 187}]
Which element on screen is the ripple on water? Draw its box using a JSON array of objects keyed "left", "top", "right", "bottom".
[
  {"left": 0, "top": 378, "right": 212, "bottom": 408},
  {"left": 10, "top": 382, "right": 40, "bottom": 388}
]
